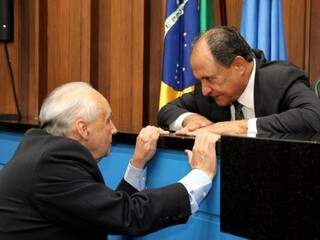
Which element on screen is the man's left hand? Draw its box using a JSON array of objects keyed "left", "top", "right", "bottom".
[{"left": 183, "top": 120, "right": 248, "bottom": 136}]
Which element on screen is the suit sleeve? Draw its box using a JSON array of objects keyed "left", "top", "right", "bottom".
[
  {"left": 158, "top": 82, "right": 231, "bottom": 128},
  {"left": 257, "top": 77, "right": 320, "bottom": 133},
  {"left": 30, "top": 143, "right": 191, "bottom": 236},
  {"left": 158, "top": 91, "right": 199, "bottom": 128},
  {"left": 116, "top": 178, "right": 139, "bottom": 196}
]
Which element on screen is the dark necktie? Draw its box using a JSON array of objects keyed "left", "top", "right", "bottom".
[{"left": 234, "top": 101, "right": 244, "bottom": 120}]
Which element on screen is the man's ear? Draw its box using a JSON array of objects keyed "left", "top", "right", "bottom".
[
  {"left": 75, "top": 119, "right": 89, "bottom": 141},
  {"left": 231, "top": 56, "right": 246, "bottom": 75}
]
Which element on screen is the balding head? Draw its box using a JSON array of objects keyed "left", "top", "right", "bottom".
[
  {"left": 192, "top": 26, "right": 254, "bottom": 67},
  {"left": 39, "top": 82, "right": 110, "bottom": 137}
]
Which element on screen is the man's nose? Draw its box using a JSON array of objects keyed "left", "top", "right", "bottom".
[
  {"left": 201, "top": 82, "right": 211, "bottom": 96},
  {"left": 111, "top": 121, "right": 118, "bottom": 135}
]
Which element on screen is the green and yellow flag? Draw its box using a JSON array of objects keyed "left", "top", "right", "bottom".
[{"left": 159, "top": 0, "right": 214, "bottom": 110}]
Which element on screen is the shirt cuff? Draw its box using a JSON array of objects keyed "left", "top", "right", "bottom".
[
  {"left": 247, "top": 118, "right": 257, "bottom": 137},
  {"left": 124, "top": 161, "right": 147, "bottom": 191},
  {"left": 169, "top": 112, "right": 195, "bottom": 131},
  {"left": 179, "top": 169, "right": 212, "bottom": 214}
]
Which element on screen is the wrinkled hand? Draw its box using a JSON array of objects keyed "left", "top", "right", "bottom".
[
  {"left": 131, "top": 126, "right": 169, "bottom": 169},
  {"left": 185, "top": 132, "right": 220, "bottom": 180},
  {"left": 184, "top": 120, "right": 248, "bottom": 136},
  {"left": 176, "top": 113, "right": 213, "bottom": 135}
]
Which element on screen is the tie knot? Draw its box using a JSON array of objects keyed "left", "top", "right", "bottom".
[
  {"left": 234, "top": 101, "right": 242, "bottom": 108},
  {"left": 234, "top": 101, "right": 244, "bottom": 120}
]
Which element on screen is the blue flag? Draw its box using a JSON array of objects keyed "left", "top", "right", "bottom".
[
  {"left": 159, "top": 0, "right": 199, "bottom": 109},
  {"left": 240, "top": 0, "right": 287, "bottom": 61}
]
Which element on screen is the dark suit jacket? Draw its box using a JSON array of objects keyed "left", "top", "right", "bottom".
[
  {"left": 158, "top": 50, "right": 320, "bottom": 134},
  {"left": 0, "top": 129, "right": 190, "bottom": 240}
]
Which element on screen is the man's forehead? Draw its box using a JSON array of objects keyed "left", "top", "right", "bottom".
[
  {"left": 94, "top": 93, "right": 111, "bottom": 117},
  {"left": 192, "top": 39, "right": 212, "bottom": 60},
  {"left": 106, "top": 110, "right": 112, "bottom": 119},
  {"left": 104, "top": 100, "right": 112, "bottom": 119}
]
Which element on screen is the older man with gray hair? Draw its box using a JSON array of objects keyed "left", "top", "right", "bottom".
[{"left": 0, "top": 82, "right": 219, "bottom": 240}]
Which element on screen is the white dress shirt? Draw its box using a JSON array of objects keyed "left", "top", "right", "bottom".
[
  {"left": 124, "top": 162, "right": 212, "bottom": 214},
  {"left": 169, "top": 59, "right": 258, "bottom": 136},
  {"left": 232, "top": 59, "right": 257, "bottom": 136}
]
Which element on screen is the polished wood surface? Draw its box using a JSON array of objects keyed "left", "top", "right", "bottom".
[
  {"left": 309, "top": 0, "right": 320, "bottom": 86},
  {"left": 46, "top": 0, "right": 91, "bottom": 90},
  {"left": 108, "top": 0, "right": 144, "bottom": 132},
  {"left": 146, "top": 0, "right": 166, "bottom": 126},
  {"left": 1, "top": 0, "right": 320, "bottom": 131}
]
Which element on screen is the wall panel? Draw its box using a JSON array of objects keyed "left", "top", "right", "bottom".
[
  {"left": 1, "top": 0, "right": 320, "bottom": 132},
  {"left": 96, "top": 0, "right": 111, "bottom": 97},
  {"left": 109, "top": 0, "right": 144, "bottom": 132},
  {"left": 283, "top": 0, "right": 308, "bottom": 71},
  {"left": 46, "top": 0, "right": 91, "bottom": 92},
  {"left": 20, "top": 0, "right": 40, "bottom": 121},
  {"left": 0, "top": 0, "right": 21, "bottom": 115},
  {"left": 146, "top": 0, "right": 166, "bottom": 126},
  {"left": 225, "top": 0, "right": 242, "bottom": 28},
  {"left": 309, "top": 0, "right": 320, "bottom": 86}
]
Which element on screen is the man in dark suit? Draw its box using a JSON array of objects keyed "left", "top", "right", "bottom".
[
  {"left": 0, "top": 82, "right": 219, "bottom": 240},
  {"left": 158, "top": 26, "right": 320, "bottom": 135}
]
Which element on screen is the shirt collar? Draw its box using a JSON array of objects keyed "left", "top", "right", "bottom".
[{"left": 237, "top": 59, "right": 256, "bottom": 109}]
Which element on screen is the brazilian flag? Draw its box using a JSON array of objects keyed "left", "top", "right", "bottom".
[{"left": 159, "top": 0, "right": 214, "bottom": 109}]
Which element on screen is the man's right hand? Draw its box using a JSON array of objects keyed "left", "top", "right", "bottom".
[
  {"left": 185, "top": 132, "right": 220, "bottom": 180},
  {"left": 176, "top": 113, "right": 213, "bottom": 135},
  {"left": 131, "top": 126, "right": 169, "bottom": 169}
]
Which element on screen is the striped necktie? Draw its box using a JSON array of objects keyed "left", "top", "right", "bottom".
[{"left": 234, "top": 101, "right": 244, "bottom": 120}]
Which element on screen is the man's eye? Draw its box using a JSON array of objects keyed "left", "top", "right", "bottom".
[{"left": 203, "top": 77, "right": 214, "bottom": 82}]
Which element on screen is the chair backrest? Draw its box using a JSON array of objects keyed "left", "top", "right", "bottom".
[{"left": 315, "top": 80, "right": 320, "bottom": 98}]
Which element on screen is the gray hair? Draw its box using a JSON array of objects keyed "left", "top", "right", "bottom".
[
  {"left": 39, "top": 82, "right": 100, "bottom": 136},
  {"left": 198, "top": 26, "right": 254, "bottom": 67}
]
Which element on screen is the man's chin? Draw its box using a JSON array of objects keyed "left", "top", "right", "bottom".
[
  {"left": 96, "top": 147, "right": 111, "bottom": 161},
  {"left": 214, "top": 99, "right": 230, "bottom": 107},
  {"left": 105, "top": 145, "right": 112, "bottom": 156}
]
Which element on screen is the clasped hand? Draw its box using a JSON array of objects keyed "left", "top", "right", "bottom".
[
  {"left": 131, "top": 126, "right": 169, "bottom": 169},
  {"left": 185, "top": 132, "right": 220, "bottom": 180},
  {"left": 131, "top": 125, "right": 220, "bottom": 180},
  {"left": 176, "top": 113, "right": 248, "bottom": 136}
]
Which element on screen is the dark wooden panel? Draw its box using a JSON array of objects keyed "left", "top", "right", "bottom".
[
  {"left": 96, "top": 0, "right": 111, "bottom": 97},
  {"left": 20, "top": 0, "right": 41, "bottom": 121},
  {"left": 309, "top": 0, "right": 320, "bottom": 85},
  {"left": 0, "top": 0, "right": 21, "bottom": 115},
  {"left": 0, "top": 41, "right": 17, "bottom": 114},
  {"left": 147, "top": 0, "right": 165, "bottom": 126},
  {"left": 283, "top": 0, "right": 307, "bottom": 71},
  {"left": 109, "top": 0, "right": 144, "bottom": 132},
  {"left": 225, "top": 0, "right": 242, "bottom": 28},
  {"left": 46, "top": 0, "right": 91, "bottom": 93},
  {"left": 38, "top": 0, "right": 48, "bottom": 114}
]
